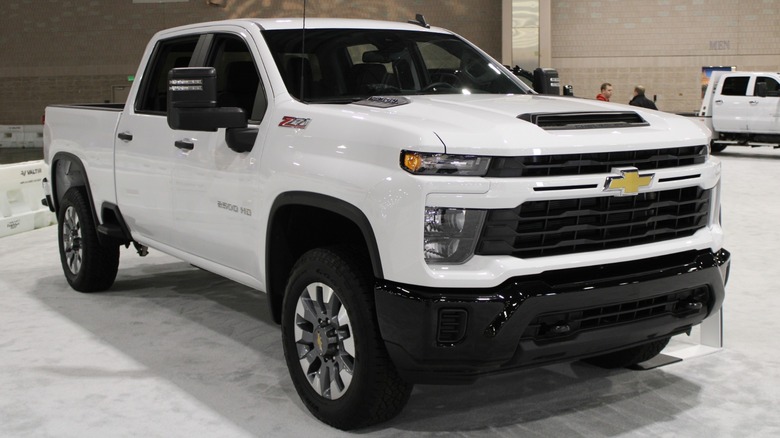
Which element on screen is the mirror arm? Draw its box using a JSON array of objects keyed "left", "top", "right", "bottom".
[{"left": 226, "top": 126, "right": 259, "bottom": 153}]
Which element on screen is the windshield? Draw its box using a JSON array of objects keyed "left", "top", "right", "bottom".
[{"left": 262, "top": 28, "right": 531, "bottom": 103}]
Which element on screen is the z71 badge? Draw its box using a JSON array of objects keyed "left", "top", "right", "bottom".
[{"left": 279, "top": 116, "right": 311, "bottom": 129}]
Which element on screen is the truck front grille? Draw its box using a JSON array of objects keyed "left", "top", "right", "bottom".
[
  {"left": 521, "top": 286, "right": 711, "bottom": 342},
  {"left": 485, "top": 145, "right": 706, "bottom": 178},
  {"left": 476, "top": 187, "right": 711, "bottom": 259}
]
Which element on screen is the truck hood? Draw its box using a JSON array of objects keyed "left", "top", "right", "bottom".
[{"left": 348, "top": 94, "right": 709, "bottom": 156}]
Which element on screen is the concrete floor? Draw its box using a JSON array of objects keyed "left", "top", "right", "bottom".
[{"left": 1, "top": 146, "right": 779, "bottom": 437}]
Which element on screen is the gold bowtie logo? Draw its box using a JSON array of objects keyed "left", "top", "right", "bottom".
[{"left": 604, "top": 167, "right": 654, "bottom": 196}]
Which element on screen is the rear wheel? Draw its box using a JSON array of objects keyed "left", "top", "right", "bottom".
[
  {"left": 281, "top": 246, "right": 413, "bottom": 430},
  {"left": 57, "top": 187, "right": 119, "bottom": 292},
  {"left": 582, "top": 337, "right": 671, "bottom": 369}
]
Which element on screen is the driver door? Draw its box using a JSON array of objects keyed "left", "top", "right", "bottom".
[{"left": 169, "top": 31, "right": 270, "bottom": 279}]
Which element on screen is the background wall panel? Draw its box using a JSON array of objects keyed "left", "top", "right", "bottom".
[{"left": 0, "top": 0, "right": 501, "bottom": 124}]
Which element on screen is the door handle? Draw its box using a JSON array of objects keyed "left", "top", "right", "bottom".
[
  {"left": 749, "top": 100, "right": 759, "bottom": 105},
  {"left": 714, "top": 100, "right": 723, "bottom": 104},
  {"left": 175, "top": 139, "right": 195, "bottom": 150},
  {"left": 117, "top": 132, "right": 133, "bottom": 142}
]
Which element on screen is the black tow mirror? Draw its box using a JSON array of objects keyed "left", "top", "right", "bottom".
[
  {"left": 167, "top": 67, "right": 247, "bottom": 131},
  {"left": 755, "top": 81, "right": 768, "bottom": 98}
]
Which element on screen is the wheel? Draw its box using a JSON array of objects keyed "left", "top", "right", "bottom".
[
  {"left": 582, "top": 337, "right": 671, "bottom": 369},
  {"left": 281, "top": 246, "right": 413, "bottom": 430},
  {"left": 57, "top": 187, "right": 120, "bottom": 292},
  {"left": 710, "top": 140, "right": 728, "bottom": 154}
]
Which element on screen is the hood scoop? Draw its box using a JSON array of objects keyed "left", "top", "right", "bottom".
[{"left": 518, "top": 111, "right": 649, "bottom": 130}]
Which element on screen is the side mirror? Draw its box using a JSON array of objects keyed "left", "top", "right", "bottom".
[
  {"left": 167, "top": 67, "right": 247, "bottom": 131},
  {"left": 755, "top": 81, "right": 768, "bottom": 98},
  {"left": 533, "top": 68, "right": 561, "bottom": 95}
]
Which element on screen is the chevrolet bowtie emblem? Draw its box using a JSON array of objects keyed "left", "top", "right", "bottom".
[{"left": 604, "top": 167, "right": 654, "bottom": 196}]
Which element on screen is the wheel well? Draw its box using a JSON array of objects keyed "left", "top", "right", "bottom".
[
  {"left": 51, "top": 153, "right": 128, "bottom": 245},
  {"left": 267, "top": 199, "right": 381, "bottom": 324},
  {"left": 51, "top": 154, "right": 89, "bottom": 213}
]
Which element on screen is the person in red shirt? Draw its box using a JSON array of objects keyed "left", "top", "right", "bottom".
[{"left": 596, "top": 82, "right": 613, "bottom": 101}]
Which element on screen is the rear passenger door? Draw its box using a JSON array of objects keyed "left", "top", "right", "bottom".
[
  {"left": 169, "top": 30, "right": 271, "bottom": 278},
  {"left": 712, "top": 75, "right": 751, "bottom": 133},
  {"left": 115, "top": 35, "right": 200, "bottom": 248}
]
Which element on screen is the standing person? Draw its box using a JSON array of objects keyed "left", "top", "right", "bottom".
[
  {"left": 628, "top": 85, "right": 658, "bottom": 109},
  {"left": 596, "top": 82, "right": 612, "bottom": 101}
]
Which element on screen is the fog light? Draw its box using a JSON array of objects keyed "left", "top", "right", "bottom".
[{"left": 424, "top": 207, "right": 486, "bottom": 264}]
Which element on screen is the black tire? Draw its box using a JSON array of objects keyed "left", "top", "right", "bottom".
[
  {"left": 281, "top": 246, "right": 413, "bottom": 430},
  {"left": 710, "top": 141, "right": 728, "bottom": 154},
  {"left": 582, "top": 337, "right": 671, "bottom": 369},
  {"left": 57, "top": 187, "right": 120, "bottom": 292}
]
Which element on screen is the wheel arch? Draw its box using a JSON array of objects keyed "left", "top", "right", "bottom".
[
  {"left": 266, "top": 191, "right": 383, "bottom": 324},
  {"left": 50, "top": 152, "right": 99, "bottom": 227}
]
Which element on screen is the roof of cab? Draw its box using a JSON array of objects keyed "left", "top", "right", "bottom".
[{"left": 158, "top": 17, "right": 450, "bottom": 35}]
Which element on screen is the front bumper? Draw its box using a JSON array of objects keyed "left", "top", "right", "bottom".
[{"left": 375, "top": 249, "right": 730, "bottom": 384}]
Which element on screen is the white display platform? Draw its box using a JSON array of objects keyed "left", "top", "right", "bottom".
[
  {"left": 0, "top": 160, "right": 56, "bottom": 238},
  {"left": 668, "top": 308, "right": 724, "bottom": 360}
]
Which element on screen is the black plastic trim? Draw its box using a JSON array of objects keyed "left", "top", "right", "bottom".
[
  {"left": 98, "top": 202, "right": 133, "bottom": 243},
  {"left": 50, "top": 152, "right": 98, "bottom": 227},
  {"left": 268, "top": 191, "right": 383, "bottom": 278},
  {"left": 265, "top": 191, "right": 383, "bottom": 324},
  {"left": 374, "top": 249, "right": 729, "bottom": 384}
]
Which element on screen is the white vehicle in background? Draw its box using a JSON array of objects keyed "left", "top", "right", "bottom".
[
  {"left": 42, "top": 16, "right": 730, "bottom": 430},
  {"left": 699, "top": 71, "right": 780, "bottom": 153}
]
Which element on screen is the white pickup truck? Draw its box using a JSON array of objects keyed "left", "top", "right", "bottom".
[
  {"left": 699, "top": 70, "right": 780, "bottom": 152},
  {"left": 43, "top": 17, "right": 730, "bottom": 429}
]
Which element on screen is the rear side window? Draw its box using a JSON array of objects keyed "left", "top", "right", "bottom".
[
  {"left": 136, "top": 37, "right": 199, "bottom": 114},
  {"left": 720, "top": 76, "right": 749, "bottom": 96}
]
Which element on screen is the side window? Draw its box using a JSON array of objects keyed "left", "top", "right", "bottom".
[
  {"left": 136, "top": 37, "right": 199, "bottom": 114},
  {"left": 756, "top": 76, "right": 780, "bottom": 97},
  {"left": 207, "top": 35, "right": 265, "bottom": 121},
  {"left": 720, "top": 76, "right": 749, "bottom": 96}
]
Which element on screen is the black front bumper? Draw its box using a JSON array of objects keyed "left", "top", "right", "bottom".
[{"left": 375, "top": 249, "right": 730, "bottom": 384}]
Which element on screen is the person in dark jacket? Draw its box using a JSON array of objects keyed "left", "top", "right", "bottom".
[{"left": 629, "top": 85, "right": 658, "bottom": 109}]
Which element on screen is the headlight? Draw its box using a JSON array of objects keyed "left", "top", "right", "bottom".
[
  {"left": 401, "top": 151, "right": 491, "bottom": 176},
  {"left": 424, "top": 207, "right": 486, "bottom": 264}
]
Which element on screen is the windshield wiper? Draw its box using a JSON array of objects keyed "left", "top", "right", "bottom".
[{"left": 303, "top": 96, "right": 365, "bottom": 104}]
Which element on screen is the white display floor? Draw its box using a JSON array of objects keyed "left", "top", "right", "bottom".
[{"left": 1, "top": 147, "right": 779, "bottom": 437}]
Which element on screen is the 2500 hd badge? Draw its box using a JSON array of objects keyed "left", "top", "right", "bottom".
[{"left": 217, "top": 200, "right": 252, "bottom": 216}]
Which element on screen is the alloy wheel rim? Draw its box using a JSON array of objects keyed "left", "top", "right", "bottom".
[
  {"left": 294, "top": 282, "right": 355, "bottom": 400},
  {"left": 62, "top": 206, "right": 83, "bottom": 275}
]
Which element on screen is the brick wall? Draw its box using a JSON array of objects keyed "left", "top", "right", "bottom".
[
  {"left": 551, "top": 0, "right": 780, "bottom": 113},
  {"left": 0, "top": 0, "right": 501, "bottom": 124}
]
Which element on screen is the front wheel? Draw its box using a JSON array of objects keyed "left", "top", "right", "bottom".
[
  {"left": 582, "top": 337, "right": 671, "bottom": 369},
  {"left": 710, "top": 140, "right": 728, "bottom": 154},
  {"left": 281, "top": 246, "right": 413, "bottom": 430},
  {"left": 57, "top": 187, "right": 120, "bottom": 292}
]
